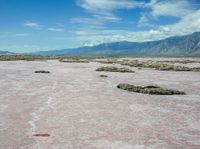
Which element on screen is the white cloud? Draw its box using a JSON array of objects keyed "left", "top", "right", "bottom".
[
  {"left": 74, "top": 9, "right": 200, "bottom": 46},
  {"left": 77, "top": 0, "right": 144, "bottom": 12},
  {"left": 12, "top": 0, "right": 199, "bottom": 51},
  {"left": 139, "top": 0, "right": 196, "bottom": 27},
  {"left": 159, "top": 9, "right": 200, "bottom": 35},
  {"left": 23, "top": 21, "right": 43, "bottom": 28},
  {"left": 0, "top": 32, "right": 31, "bottom": 38},
  {"left": 23, "top": 21, "right": 65, "bottom": 32},
  {"left": 138, "top": 13, "right": 155, "bottom": 27},
  {"left": 70, "top": 17, "right": 105, "bottom": 26},
  {"left": 0, "top": 44, "right": 67, "bottom": 53},
  {"left": 74, "top": 0, "right": 197, "bottom": 29},
  {"left": 47, "top": 28, "right": 65, "bottom": 32},
  {"left": 147, "top": 0, "right": 193, "bottom": 17},
  {"left": 74, "top": 30, "right": 90, "bottom": 35},
  {"left": 74, "top": 0, "right": 145, "bottom": 26}
]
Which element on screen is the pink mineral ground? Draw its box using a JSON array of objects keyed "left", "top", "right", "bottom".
[{"left": 0, "top": 59, "right": 200, "bottom": 149}]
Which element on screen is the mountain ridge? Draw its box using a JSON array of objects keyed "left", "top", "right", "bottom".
[
  {"left": 33, "top": 32, "right": 200, "bottom": 56},
  {"left": 16, "top": 32, "right": 200, "bottom": 56},
  {"left": 0, "top": 50, "right": 15, "bottom": 55}
]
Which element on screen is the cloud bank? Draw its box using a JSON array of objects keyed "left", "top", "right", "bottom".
[{"left": 72, "top": 0, "right": 200, "bottom": 46}]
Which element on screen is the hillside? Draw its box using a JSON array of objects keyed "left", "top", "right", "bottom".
[
  {"left": 34, "top": 32, "right": 200, "bottom": 56},
  {"left": 0, "top": 51, "right": 14, "bottom": 55}
]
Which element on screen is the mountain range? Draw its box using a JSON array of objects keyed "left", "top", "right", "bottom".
[
  {"left": 0, "top": 51, "right": 14, "bottom": 55},
  {"left": 1, "top": 32, "right": 200, "bottom": 56},
  {"left": 34, "top": 32, "right": 200, "bottom": 56}
]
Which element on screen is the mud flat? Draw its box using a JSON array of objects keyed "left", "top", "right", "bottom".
[{"left": 0, "top": 58, "right": 200, "bottom": 149}]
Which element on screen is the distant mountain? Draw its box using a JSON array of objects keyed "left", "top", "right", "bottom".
[
  {"left": 0, "top": 50, "right": 14, "bottom": 55},
  {"left": 34, "top": 32, "right": 200, "bottom": 56}
]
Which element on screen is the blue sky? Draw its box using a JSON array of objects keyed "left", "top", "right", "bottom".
[{"left": 0, "top": 0, "right": 200, "bottom": 53}]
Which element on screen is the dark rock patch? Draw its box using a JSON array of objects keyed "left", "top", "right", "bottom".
[
  {"left": 59, "top": 59, "right": 89, "bottom": 63},
  {"left": 100, "top": 75, "right": 108, "bottom": 77},
  {"left": 34, "top": 70, "right": 50, "bottom": 74},
  {"left": 157, "top": 60, "right": 200, "bottom": 64},
  {"left": 117, "top": 83, "right": 186, "bottom": 95},
  {"left": 33, "top": 134, "right": 50, "bottom": 137},
  {"left": 96, "top": 66, "right": 134, "bottom": 73},
  {"left": 120, "top": 60, "right": 200, "bottom": 72}
]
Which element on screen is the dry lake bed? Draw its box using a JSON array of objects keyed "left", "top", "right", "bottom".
[{"left": 0, "top": 58, "right": 200, "bottom": 149}]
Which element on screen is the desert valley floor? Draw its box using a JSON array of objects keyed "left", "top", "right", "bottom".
[{"left": 0, "top": 58, "right": 200, "bottom": 149}]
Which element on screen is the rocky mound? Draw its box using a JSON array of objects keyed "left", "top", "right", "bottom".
[
  {"left": 59, "top": 59, "right": 89, "bottom": 63},
  {"left": 34, "top": 70, "right": 50, "bottom": 73},
  {"left": 100, "top": 75, "right": 108, "bottom": 77},
  {"left": 121, "top": 60, "right": 200, "bottom": 72},
  {"left": 96, "top": 66, "right": 134, "bottom": 73},
  {"left": 117, "top": 84, "right": 186, "bottom": 95}
]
